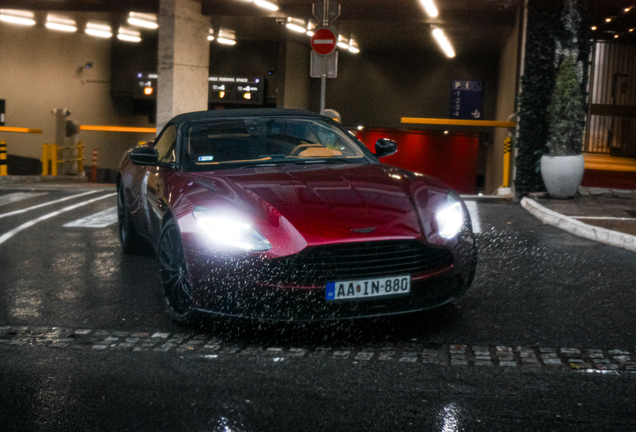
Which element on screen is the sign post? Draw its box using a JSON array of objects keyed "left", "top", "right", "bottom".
[{"left": 311, "top": 0, "right": 340, "bottom": 114}]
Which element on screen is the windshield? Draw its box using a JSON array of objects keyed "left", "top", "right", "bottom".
[{"left": 182, "top": 116, "right": 372, "bottom": 171}]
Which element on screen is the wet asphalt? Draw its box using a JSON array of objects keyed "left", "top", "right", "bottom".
[{"left": 0, "top": 184, "right": 635, "bottom": 431}]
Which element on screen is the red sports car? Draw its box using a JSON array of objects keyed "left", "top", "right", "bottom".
[{"left": 117, "top": 109, "right": 477, "bottom": 325}]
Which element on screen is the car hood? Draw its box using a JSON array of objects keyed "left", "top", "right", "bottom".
[{"left": 177, "top": 163, "right": 450, "bottom": 253}]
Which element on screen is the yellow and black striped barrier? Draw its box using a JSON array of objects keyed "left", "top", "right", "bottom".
[
  {"left": 502, "top": 137, "right": 513, "bottom": 188},
  {"left": 0, "top": 141, "right": 7, "bottom": 176}
]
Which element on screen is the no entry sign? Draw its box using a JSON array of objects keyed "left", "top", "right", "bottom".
[{"left": 311, "top": 28, "right": 337, "bottom": 56}]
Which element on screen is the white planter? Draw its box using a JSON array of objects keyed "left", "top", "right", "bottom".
[{"left": 540, "top": 154, "right": 585, "bottom": 199}]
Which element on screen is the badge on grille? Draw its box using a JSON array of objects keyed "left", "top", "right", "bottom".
[{"left": 351, "top": 227, "right": 376, "bottom": 233}]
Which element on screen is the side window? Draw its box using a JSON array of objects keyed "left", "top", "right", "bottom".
[{"left": 155, "top": 125, "right": 177, "bottom": 163}]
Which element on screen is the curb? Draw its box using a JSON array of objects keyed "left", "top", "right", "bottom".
[
  {"left": 521, "top": 197, "right": 636, "bottom": 253},
  {"left": 0, "top": 175, "right": 88, "bottom": 183}
]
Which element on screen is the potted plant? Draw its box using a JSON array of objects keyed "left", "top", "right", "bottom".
[{"left": 540, "top": 0, "right": 587, "bottom": 199}]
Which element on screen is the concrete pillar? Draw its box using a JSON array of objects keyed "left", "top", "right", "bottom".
[
  {"left": 277, "top": 41, "right": 311, "bottom": 109},
  {"left": 157, "top": 0, "right": 210, "bottom": 133}
]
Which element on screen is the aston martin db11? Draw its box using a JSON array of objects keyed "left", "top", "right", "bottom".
[{"left": 117, "top": 109, "right": 477, "bottom": 325}]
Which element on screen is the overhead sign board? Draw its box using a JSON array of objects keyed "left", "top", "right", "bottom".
[
  {"left": 450, "top": 80, "right": 484, "bottom": 120},
  {"left": 208, "top": 77, "right": 264, "bottom": 105},
  {"left": 134, "top": 73, "right": 157, "bottom": 99},
  {"left": 311, "top": 28, "right": 337, "bottom": 56}
]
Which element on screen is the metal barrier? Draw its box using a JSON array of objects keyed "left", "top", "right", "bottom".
[
  {"left": 0, "top": 141, "right": 6, "bottom": 176},
  {"left": 502, "top": 137, "right": 513, "bottom": 188},
  {"left": 0, "top": 126, "right": 44, "bottom": 175},
  {"left": 41, "top": 143, "right": 84, "bottom": 176}
]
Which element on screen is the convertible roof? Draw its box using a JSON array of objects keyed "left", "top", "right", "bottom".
[{"left": 170, "top": 108, "right": 324, "bottom": 125}]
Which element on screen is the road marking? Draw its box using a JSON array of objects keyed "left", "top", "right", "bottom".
[
  {"left": 572, "top": 216, "right": 636, "bottom": 221},
  {"left": 0, "top": 190, "right": 100, "bottom": 220},
  {"left": 0, "top": 192, "right": 48, "bottom": 207},
  {"left": 464, "top": 201, "right": 481, "bottom": 233},
  {"left": 64, "top": 206, "right": 117, "bottom": 228},
  {"left": 0, "top": 193, "right": 116, "bottom": 245}
]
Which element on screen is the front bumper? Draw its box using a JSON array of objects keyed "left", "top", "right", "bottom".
[{"left": 184, "top": 235, "right": 476, "bottom": 321}]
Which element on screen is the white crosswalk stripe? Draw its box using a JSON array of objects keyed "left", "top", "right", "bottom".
[
  {"left": 0, "top": 193, "right": 116, "bottom": 245},
  {"left": 0, "top": 192, "right": 48, "bottom": 207},
  {"left": 64, "top": 207, "right": 117, "bottom": 228},
  {"left": 464, "top": 201, "right": 481, "bottom": 234}
]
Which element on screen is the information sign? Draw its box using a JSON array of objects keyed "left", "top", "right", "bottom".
[
  {"left": 450, "top": 80, "right": 484, "bottom": 120},
  {"left": 134, "top": 73, "right": 157, "bottom": 99},
  {"left": 208, "top": 77, "right": 264, "bottom": 105}
]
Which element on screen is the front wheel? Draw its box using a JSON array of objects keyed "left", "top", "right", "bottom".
[
  {"left": 158, "top": 218, "right": 199, "bottom": 326},
  {"left": 117, "top": 183, "right": 143, "bottom": 254}
]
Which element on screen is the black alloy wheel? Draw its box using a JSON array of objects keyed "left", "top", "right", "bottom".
[
  {"left": 117, "top": 183, "right": 142, "bottom": 254},
  {"left": 159, "top": 219, "right": 198, "bottom": 326}
]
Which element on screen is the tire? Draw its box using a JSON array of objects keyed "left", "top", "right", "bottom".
[
  {"left": 117, "top": 183, "right": 143, "bottom": 254},
  {"left": 158, "top": 218, "right": 199, "bottom": 326}
]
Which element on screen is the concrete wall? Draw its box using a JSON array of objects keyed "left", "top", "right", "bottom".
[
  {"left": 308, "top": 49, "right": 501, "bottom": 129},
  {"left": 485, "top": 5, "right": 522, "bottom": 194},
  {"left": 0, "top": 14, "right": 154, "bottom": 173}
]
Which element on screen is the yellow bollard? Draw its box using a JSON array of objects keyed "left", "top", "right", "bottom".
[
  {"left": 42, "top": 144, "right": 50, "bottom": 176},
  {"left": 0, "top": 141, "right": 7, "bottom": 176},
  {"left": 51, "top": 144, "right": 58, "bottom": 176},
  {"left": 78, "top": 142, "right": 84, "bottom": 175},
  {"left": 502, "top": 137, "right": 512, "bottom": 188}
]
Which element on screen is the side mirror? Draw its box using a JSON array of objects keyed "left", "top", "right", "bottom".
[
  {"left": 129, "top": 146, "right": 158, "bottom": 165},
  {"left": 374, "top": 138, "right": 398, "bottom": 158}
]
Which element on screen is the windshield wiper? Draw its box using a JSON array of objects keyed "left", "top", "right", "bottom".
[
  {"left": 296, "top": 158, "right": 354, "bottom": 164},
  {"left": 238, "top": 158, "right": 355, "bottom": 168}
]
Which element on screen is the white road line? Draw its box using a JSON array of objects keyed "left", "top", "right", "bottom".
[
  {"left": 0, "top": 193, "right": 116, "bottom": 245},
  {"left": 464, "top": 201, "right": 481, "bottom": 234},
  {"left": 64, "top": 206, "right": 117, "bottom": 228},
  {"left": 0, "top": 192, "right": 48, "bottom": 207},
  {"left": 572, "top": 216, "right": 636, "bottom": 221},
  {"left": 0, "top": 190, "right": 100, "bottom": 220}
]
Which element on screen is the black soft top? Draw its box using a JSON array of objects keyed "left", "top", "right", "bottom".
[{"left": 170, "top": 108, "right": 324, "bottom": 126}]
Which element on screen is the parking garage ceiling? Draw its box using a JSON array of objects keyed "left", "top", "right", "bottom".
[{"left": 1, "top": 0, "right": 634, "bottom": 53}]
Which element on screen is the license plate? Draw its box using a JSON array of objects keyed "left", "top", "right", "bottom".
[{"left": 325, "top": 275, "right": 411, "bottom": 301}]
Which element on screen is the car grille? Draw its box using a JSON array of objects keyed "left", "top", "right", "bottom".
[{"left": 257, "top": 240, "right": 453, "bottom": 286}]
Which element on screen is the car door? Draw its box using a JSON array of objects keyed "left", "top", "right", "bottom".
[{"left": 143, "top": 124, "right": 178, "bottom": 247}]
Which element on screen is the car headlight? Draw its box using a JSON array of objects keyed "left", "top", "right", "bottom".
[
  {"left": 436, "top": 201, "right": 464, "bottom": 239},
  {"left": 193, "top": 207, "right": 271, "bottom": 252}
]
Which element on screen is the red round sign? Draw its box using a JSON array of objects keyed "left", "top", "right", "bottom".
[{"left": 311, "top": 28, "right": 337, "bottom": 56}]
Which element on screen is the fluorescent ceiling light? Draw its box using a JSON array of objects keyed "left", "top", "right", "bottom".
[
  {"left": 46, "top": 14, "right": 77, "bottom": 32},
  {"left": 337, "top": 35, "right": 349, "bottom": 49},
  {"left": 0, "top": 9, "right": 35, "bottom": 26},
  {"left": 420, "top": 0, "right": 439, "bottom": 18},
  {"left": 127, "top": 12, "right": 158, "bottom": 29},
  {"left": 118, "top": 27, "right": 141, "bottom": 42},
  {"left": 208, "top": 28, "right": 215, "bottom": 41},
  {"left": 254, "top": 0, "right": 278, "bottom": 11},
  {"left": 217, "top": 29, "right": 236, "bottom": 45},
  {"left": 85, "top": 21, "right": 112, "bottom": 38},
  {"left": 348, "top": 39, "right": 360, "bottom": 54},
  {"left": 286, "top": 17, "right": 306, "bottom": 33},
  {"left": 432, "top": 28, "right": 455, "bottom": 58}
]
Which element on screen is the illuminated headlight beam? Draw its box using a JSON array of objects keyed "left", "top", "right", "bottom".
[
  {"left": 193, "top": 208, "right": 271, "bottom": 251},
  {"left": 436, "top": 202, "right": 464, "bottom": 238}
]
